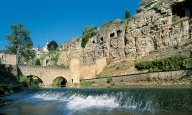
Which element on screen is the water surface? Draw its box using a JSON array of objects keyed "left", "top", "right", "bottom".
[{"left": 0, "top": 87, "right": 192, "bottom": 115}]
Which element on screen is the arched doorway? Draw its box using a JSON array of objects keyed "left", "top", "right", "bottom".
[
  {"left": 27, "top": 75, "right": 43, "bottom": 87},
  {"left": 52, "top": 76, "right": 67, "bottom": 87}
]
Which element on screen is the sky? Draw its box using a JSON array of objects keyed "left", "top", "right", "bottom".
[{"left": 0, "top": 0, "right": 141, "bottom": 50}]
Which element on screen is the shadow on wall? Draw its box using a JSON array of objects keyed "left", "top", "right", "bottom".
[
  {"left": 180, "top": 69, "right": 192, "bottom": 80},
  {"left": 0, "top": 64, "right": 18, "bottom": 84},
  {"left": 172, "top": 0, "right": 192, "bottom": 18}
]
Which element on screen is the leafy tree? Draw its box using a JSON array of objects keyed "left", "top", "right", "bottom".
[
  {"left": 47, "top": 40, "right": 58, "bottom": 51},
  {"left": 5, "top": 22, "right": 36, "bottom": 63},
  {"left": 124, "top": 8, "right": 131, "bottom": 20},
  {"left": 81, "top": 25, "right": 97, "bottom": 48},
  {"left": 35, "top": 58, "right": 41, "bottom": 65}
]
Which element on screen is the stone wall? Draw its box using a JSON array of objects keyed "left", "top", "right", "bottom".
[
  {"left": 0, "top": 64, "right": 18, "bottom": 84},
  {"left": 85, "top": 69, "right": 192, "bottom": 85},
  {"left": 57, "top": 0, "right": 192, "bottom": 68},
  {"left": 18, "top": 65, "right": 70, "bottom": 86},
  {"left": 0, "top": 53, "right": 17, "bottom": 65},
  {"left": 70, "top": 57, "right": 107, "bottom": 83}
]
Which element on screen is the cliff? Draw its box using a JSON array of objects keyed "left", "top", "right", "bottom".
[{"left": 57, "top": 0, "right": 192, "bottom": 78}]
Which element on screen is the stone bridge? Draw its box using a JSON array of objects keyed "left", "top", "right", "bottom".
[{"left": 18, "top": 65, "right": 70, "bottom": 86}]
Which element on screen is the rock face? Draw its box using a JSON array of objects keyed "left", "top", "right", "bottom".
[{"left": 58, "top": 0, "right": 192, "bottom": 68}]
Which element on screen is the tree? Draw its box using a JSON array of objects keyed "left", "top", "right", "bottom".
[
  {"left": 124, "top": 8, "right": 131, "bottom": 20},
  {"left": 47, "top": 40, "right": 58, "bottom": 51},
  {"left": 81, "top": 25, "right": 97, "bottom": 48},
  {"left": 5, "top": 22, "right": 36, "bottom": 63},
  {"left": 35, "top": 58, "right": 41, "bottom": 65}
]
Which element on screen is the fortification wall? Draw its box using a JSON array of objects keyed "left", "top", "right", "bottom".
[
  {"left": 0, "top": 53, "right": 17, "bottom": 65},
  {"left": 70, "top": 57, "right": 107, "bottom": 83},
  {"left": 58, "top": 0, "right": 192, "bottom": 67}
]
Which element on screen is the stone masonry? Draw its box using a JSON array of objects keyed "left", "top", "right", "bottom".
[{"left": 58, "top": 0, "right": 192, "bottom": 69}]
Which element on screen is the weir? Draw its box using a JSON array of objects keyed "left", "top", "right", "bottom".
[{"left": 1, "top": 88, "right": 192, "bottom": 114}]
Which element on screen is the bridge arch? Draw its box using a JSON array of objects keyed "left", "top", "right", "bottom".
[
  {"left": 18, "top": 65, "right": 70, "bottom": 86},
  {"left": 52, "top": 76, "right": 67, "bottom": 87},
  {"left": 27, "top": 75, "right": 43, "bottom": 87}
]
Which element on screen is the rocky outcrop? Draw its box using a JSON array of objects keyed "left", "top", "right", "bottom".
[{"left": 57, "top": 0, "right": 192, "bottom": 68}]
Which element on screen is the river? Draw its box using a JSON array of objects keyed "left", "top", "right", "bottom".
[{"left": 0, "top": 87, "right": 192, "bottom": 115}]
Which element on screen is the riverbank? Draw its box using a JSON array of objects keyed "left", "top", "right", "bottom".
[
  {"left": 0, "top": 84, "right": 23, "bottom": 97},
  {"left": 80, "top": 69, "right": 192, "bottom": 87}
]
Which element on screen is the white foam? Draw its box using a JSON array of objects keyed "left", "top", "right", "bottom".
[
  {"left": 31, "top": 92, "right": 65, "bottom": 101},
  {"left": 66, "top": 94, "right": 119, "bottom": 110}
]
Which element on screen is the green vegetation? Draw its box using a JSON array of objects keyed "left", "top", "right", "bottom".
[
  {"left": 56, "top": 64, "right": 66, "bottom": 68},
  {"left": 135, "top": 55, "right": 189, "bottom": 72},
  {"left": 80, "top": 77, "right": 94, "bottom": 87},
  {"left": 124, "top": 8, "right": 131, "bottom": 20},
  {"left": 5, "top": 22, "right": 36, "bottom": 64},
  {"left": 96, "top": 72, "right": 102, "bottom": 78},
  {"left": 172, "top": 14, "right": 180, "bottom": 22},
  {"left": 75, "top": 36, "right": 81, "bottom": 42},
  {"left": 183, "top": 41, "right": 192, "bottom": 47},
  {"left": 0, "top": 84, "right": 22, "bottom": 96},
  {"left": 0, "top": 64, "right": 23, "bottom": 96},
  {"left": 59, "top": 44, "right": 68, "bottom": 51},
  {"left": 105, "top": 64, "right": 117, "bottom": 69},
  {"left": 19, "top": 75, "right": 43, "bottom": 87},
  {"left": 39, "top": 50, "right": 60, "bottom": 66},
  {"left": 35, "top": 59, "right": 41, "bottom": 65},
  {"left": 47, "top": 40, "right": 58, "bottom": 51},
  {"left": 19, "top": 76, "right": 30, "bottom": 87},
  {"left": 81, "top": 25, "right": 97, "bottom": 48},
  {"left": 107, "top": 76, "right": 112, "bottom": 84},
  {"left": 52, "top": 77, "right": 66, "bottom": 87},
  {"left": 98, "top": 81, "right": 106, "bottom": 87},
  {"left": 102, "top": 20, "right": 109, "bottom": 26}
]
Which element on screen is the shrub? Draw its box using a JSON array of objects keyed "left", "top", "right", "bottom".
[
  {"left": 81, "top": 25, "right": 97, "bottom": 48},
  {"left": 12, "top": 84, "right": 23, "bottom": 92},
  {"left": 52, "top": 77, "right": 64, "bottom": 86},
  {"left": 57, "top": 64, "right": 66, "bottom": 68},
  {"left": 124, "top": 8, "right": 131, "bottom": 20},
  {"left": 96, "top": 72, "right": 102, "bottom": 78},
  {"left": 135, "top": 55, "right": 189, "bottom": 72},
  {"left": 19, "top": 76, "right": 29, "bottom": 87},
  {"left": 35, "top": 59, "right": 41, "bottom": 65},
  {"left": 98, "top": 81, "right": 106, "bottom": 87},
  {"left": 47, "top": 40, "right": 58, "bottom": 51},
  {"left": 80, "top": 76, "right": 85, "bottom": 83},
  {"left": 172, "top": 14, "right": 180, "bottom": 22},
  {"left": 76, "top": 36, "right": 81, "bottom": 42},
  {"left": 107, "top": 77, "right": 112, "bottom": 84}
]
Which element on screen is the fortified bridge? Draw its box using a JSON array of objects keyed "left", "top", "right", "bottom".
[{"left": 18, "top": 65, "right": 70, "bottom": 86}]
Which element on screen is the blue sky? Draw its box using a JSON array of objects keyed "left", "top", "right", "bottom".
[{"left": 0, "top": 0, "right": 141, "bottom": 49}]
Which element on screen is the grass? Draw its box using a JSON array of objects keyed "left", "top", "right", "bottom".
[{"left": 80, "top": 77, "right": 94, "bottom": 86}]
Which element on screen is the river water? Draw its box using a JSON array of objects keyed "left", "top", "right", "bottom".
[{"left": 0, "top": 87, "right": 192, "bottom": 115}]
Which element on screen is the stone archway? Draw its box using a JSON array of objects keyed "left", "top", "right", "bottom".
[
  {"left": 27, "top": 75, "right": 43, "bottom": 87},
  {"left": 52, "top": 76, "right": 67, "bottom": 87}
]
